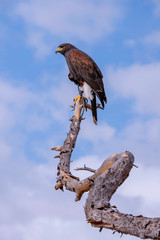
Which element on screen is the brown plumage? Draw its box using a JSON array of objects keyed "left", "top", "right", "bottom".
[{"left": 55, "top": 43, "right": 107, "bottom": 124}]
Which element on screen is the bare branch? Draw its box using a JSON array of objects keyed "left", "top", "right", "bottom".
[
  {"left": 74, "top": 165, "right": 96, "bottom": 173},
  {"left": 85, "top": 103, "right": 104, "bottom": 111},
  {"left": 51, "top": 145, "right": 63, "bottom": 151}
]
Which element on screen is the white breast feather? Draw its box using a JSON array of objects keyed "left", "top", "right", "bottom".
[{"left": 83, "top": 82, "right": 93, "bottom": 101}]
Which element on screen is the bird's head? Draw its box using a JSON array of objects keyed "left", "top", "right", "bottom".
[{"left": 55, "top": 43, "right": 76, "bottom": 55}]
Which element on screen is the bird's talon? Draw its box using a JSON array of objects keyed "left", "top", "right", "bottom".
[{"left": 73, "top": 95, "right": 82, "bottom": 105}]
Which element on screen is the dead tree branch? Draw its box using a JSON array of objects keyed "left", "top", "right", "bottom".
[
  {"left": 53, "top": 99, "right": 160, "bottom": 239},
  {"left": 74, "top": 165, "right": 96, "bottom": 173}
]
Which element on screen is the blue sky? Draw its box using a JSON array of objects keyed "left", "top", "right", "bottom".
[{"left": 1, "top": 0, "right": 160, "bottom": 239}]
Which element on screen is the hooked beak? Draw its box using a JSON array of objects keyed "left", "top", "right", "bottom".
[{"left": 55, "top": 47, "right": 63, "bottom": 54}]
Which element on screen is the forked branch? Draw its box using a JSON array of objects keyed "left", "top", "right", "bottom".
[{"left": 53, "top": 98, "right": 160, "bottom": 239}]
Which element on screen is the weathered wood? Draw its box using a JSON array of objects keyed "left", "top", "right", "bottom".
[
  {"left": 88, "top": 209, "right": 160, "bottom": 239},
  {"left": 74, "top": 165, "right": 96, "bottom": 173},
  {"left": 54, "top": 99, "right": 160, "bottom": 239},
  {"left": 84, "top": 152, "right": 160, "bottom": 239},
  {"left": 51, "top": 145, "right": 63, "bottom": 151},
  {"left": 55, "top": 99, "right": 83, "bottom": 191},
  {"left": 55, "top": 153, "right": 117, "bottom": 201}
]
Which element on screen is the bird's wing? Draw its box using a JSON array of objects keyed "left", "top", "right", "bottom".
[{"left": 67, "top": 49, "right": 104, "bottom": 91}]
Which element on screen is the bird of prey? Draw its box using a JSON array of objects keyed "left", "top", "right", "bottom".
[{"left": 55, "top": 43, "right": 107, "bottom": 124}]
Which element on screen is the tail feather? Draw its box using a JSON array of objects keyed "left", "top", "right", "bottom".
[
  {"left": 93, "top": 90, "right": 107, "bottom": 109},
  {"left": 97, "top": 91, "right": 107, "bottom": 109},
  {"left": 91, "top": 92, "right": 97, "bottom": 125}
]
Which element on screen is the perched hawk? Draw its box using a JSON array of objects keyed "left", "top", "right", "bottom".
[{"left": 55, "top": 43, "right": 107, "bottom": 124}]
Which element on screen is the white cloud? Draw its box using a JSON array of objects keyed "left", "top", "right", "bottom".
[
  {"left": 0, "top": 21, "right": 8, "bottom": 44},
  {"left": 143, "top": 31, "right": 160, "bottom": 47},
  {"left": 150, "top": 0, "right": 160, "bottom": 16},
  {"left": 0, "top": 139, "right": 12, "bottom": 163},
  {"left": 122, "top": 118, "right": 160, "bottom": 144},
  {"left": 80, "top": 120, "right": 115, "bottom": 143},
  {"left": 106, "top": 62, "right": 160, "bottom": 115},
  {"left": 117, "top": 164, "right": 160, "bottom": 217},
  {"left": 120, "top": 165, "right": 160, "bottom": 205},
  {"left": 26, "top": 30, "right": 52, "bottom": 58},
  {"left": 15, "top": 0, "right": 124, "bottom": 57},
  {"left": 0, "top": 155, "right": 85, "bottom": 240},
  {"left": 0, "top": 74, "right": 78, "bottom": 170},
  {"left": 100, "top": 117, "right": 160, "bottom": 168},
  {"left": 0, "top": 79, "right": 33, "bottom": 109},
  {"left": 14, "top": 218, "right": 89, "bottom": 240},
  {"left": 0, "top": 74, "right": 77, "bottom": 133},
  {"left": 124, "top": 39, "right": 136, "bottom": 47},
  {"left": 2, "top": 216, "right": 123, "bottom": 240}
]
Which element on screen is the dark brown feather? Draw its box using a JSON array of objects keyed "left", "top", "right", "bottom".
[{"left": 65, "top": 48, "right": 107, "bottom": 107}]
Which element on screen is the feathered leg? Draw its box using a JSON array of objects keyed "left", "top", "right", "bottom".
[{"left": 74, "top": 85, "right": 87, "bottom": 105}]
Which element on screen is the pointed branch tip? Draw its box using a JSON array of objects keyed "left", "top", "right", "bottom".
[{"left": 51, "top": 145, "right": 62, "bottom": 151}]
